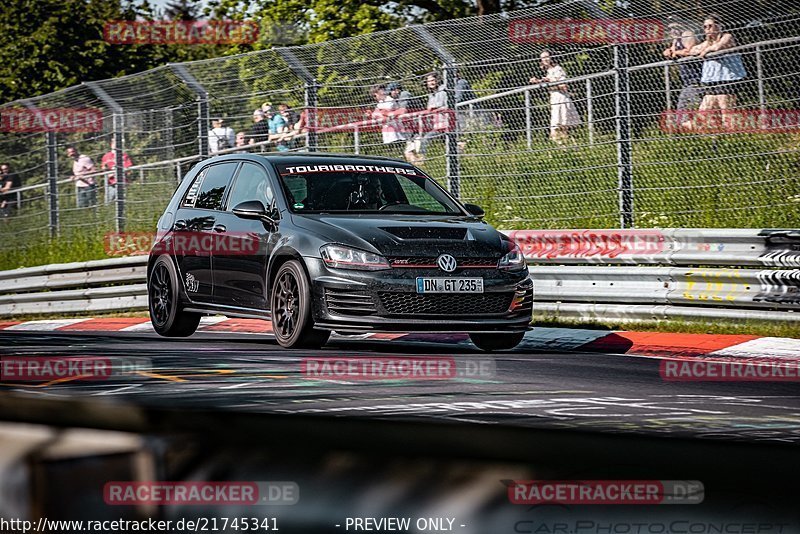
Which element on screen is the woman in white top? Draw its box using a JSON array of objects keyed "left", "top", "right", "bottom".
[{"left": 530, "top": 50, "right": 581, "bottom": 144}]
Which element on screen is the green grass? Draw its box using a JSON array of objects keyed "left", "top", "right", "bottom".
[
  {"left": 1, "top": 128, "right": 799, "bottom": 271},
  {"left": 533, "top": 316, "right": 800, "bottom": 339}
]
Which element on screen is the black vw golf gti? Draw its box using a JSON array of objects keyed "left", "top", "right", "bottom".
[{"left": 147, "top": 153, "right": 533, "bottom": 350}]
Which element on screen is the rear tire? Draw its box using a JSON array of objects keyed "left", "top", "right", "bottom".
[
  {"left": 271, "top": 260, "right": 330, "bottom": 349},
  {"left": 148, "top": 255, "right": 201, "bottom": 337},
  {"left": 469, "top": 331, "right": 525, "bottom": 352}
]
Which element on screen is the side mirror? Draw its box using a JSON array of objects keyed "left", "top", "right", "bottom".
[
  {"left": 233, "top": 199, "right": 281, "bottom": 229},
  {"left": 232, "top": 200, "right": 269, "bottom": 220},
  {"left": 463, "top": 203, "right": 485, "bottom": 217}
]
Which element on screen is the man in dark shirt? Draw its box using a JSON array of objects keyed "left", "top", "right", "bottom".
[
  {"left": 248, "top": 109, "right": 271, "bottom": 147},
  {"left": 0, "top": 164, "right": 22, "bottom": 217},
  {"left": 664, "top": 22, "right": 703, "bottom": 128}
]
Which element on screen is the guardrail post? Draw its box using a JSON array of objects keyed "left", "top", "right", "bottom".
[
  {"left": 170, "top": 64, "right": 209, "bottom": 157},
  {"left": 85, "top": 81, "right": 126, "bottom": 232},
  {"left": 614, "top": 44, "right": 634, "bottom": 228},
  {"left": 524, "top": 89, "right": 532, "bottom": 149},
  {"left": 756, "top": 45, "right": 766, "bottom": 111},
  {"left": 45, "top": 131, "right": 59, "bottom": 237}
]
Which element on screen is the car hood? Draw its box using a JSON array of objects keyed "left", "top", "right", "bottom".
[{"left": 291, "top": 214, "right": 508, "bottom": 258}]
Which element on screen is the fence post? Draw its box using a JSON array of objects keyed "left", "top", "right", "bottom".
[
  {"left": 756, "top": 45, "right": 766, "bottom": 111},
  {"left": 170, "top": 64, "right": 209, "bottom": 157},
  {"left": 664, "top": 64, "right": 672, "bottom": 111},
  {"left": 85, "top": 81, "right": 126, "bottom": 232},
  {"left": 410, "top": 24, "right": 460, "bottom": 198},
  {"left": 353, "top": 125, "right": 360, "bottom": 154},
  {"left": 46, "top": 131, "right": 59, "bottom": 237},
  {"left": 585, "top": 78, "right": 594, "bottom": 145},
  {"left": 614, "top": 44, "right": 634, "bottom": 229},
  {"left": 524, "top": 89, "right": 532, "bottom": 149},
  {"left": 305, "top": 81, "right": 319, "bottom": 152},
  {"left": 275, "top": 48, "right": 317, "bottom": 152}
]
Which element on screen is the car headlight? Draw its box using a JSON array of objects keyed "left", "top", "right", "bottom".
[
  {"left": 498, "top": 240, "right": 526, "bottom": 271},
  {"left": 320, "top": 244, "right": 390, "bottom": 271}
]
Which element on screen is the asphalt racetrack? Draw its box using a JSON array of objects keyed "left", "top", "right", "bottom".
[{"left": 2, "top": 329, "right": 799, "bottom": 444}]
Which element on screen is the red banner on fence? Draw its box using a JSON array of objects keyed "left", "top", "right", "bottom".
[
  {"left": 307, "top": 108, "right": 456, "bottom": 134},
  {"left": 104, "top": 20, "right": 259, "bottom": 45},
  {"left": 661, "top": 109, "right": 800, "bottom": 134}
]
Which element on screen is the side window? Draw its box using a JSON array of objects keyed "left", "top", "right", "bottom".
[
  {"left": 182, "top": 168, "right": 206, "bottom": 207},
  {"left": 194, "top": 162, "right": 239, "bottom": 210},
  {"left": 227, "top": 163, "right": 274, "bottom": 210}
]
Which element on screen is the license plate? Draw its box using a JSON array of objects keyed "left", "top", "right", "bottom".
[{"left": 416, "top": 277, "right": 484, "bottom": 294}]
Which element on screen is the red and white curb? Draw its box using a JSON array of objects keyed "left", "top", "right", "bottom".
[{"left": 0, "top": 317, "right": 798, "bottom": 361}]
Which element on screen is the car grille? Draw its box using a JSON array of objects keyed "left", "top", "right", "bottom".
[
  {"left": 325, "top": 288, "right": 377, "bottom": 316},
  {"left": 378, "top": 292, "right": 514, "bottom": 316},
  {"left": 388, "top": 257, "right": 498, "bottom": 268}
]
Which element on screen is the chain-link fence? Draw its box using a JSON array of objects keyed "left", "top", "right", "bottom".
[{"left": 1, "top": 0, "right": 799, "bottom": 267}]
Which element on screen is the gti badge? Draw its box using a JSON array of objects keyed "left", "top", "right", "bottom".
[
  {"left": 185, "top": 273, "right": 199, "bottom": 292},
  {"left": 437, "top": 254, "right": 457, "bottom": 272}
]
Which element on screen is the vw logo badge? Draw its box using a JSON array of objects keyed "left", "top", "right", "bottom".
[{"left": 437, "top": 254, "right": 457, "bottom": 272}]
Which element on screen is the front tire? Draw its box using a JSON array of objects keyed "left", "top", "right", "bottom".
[
  {"left": 148, "top": 255, "right": 201, "bottom": 337},
  {"left": 271, "top": 260, "right": 330, "bottom": 349},
  {"left": 469, "top": 332, "right": 525, "bottom": 352}
]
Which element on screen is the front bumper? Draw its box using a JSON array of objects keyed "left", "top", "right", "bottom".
[{"left": 305, "top": 257, "right": 533, "bottom": 333}]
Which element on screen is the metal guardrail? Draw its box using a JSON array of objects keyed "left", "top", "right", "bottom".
[{"left": 0, "top": 229, "right": 798, "bottom": 322}]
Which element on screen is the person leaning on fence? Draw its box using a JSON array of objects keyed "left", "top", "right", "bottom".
[
  {"left": 262, "top": 104, "right": 290, "bottom": 152},
  {"left": 530, "top": 50, "right": 581, "bottom": 145},
  {"left": 248, "top": 109, "right": 270, "bottom": 147},
  {"left": 234, "top": 131, "right": 249, "bottom": 153},
  {"left": 66, "top": 146, "right": 97, "bottom": 208},
  {"left": 663, "top": 22, "right": 703, "bottom": 130},
  {"left": 371, "top": 83, "right": 416, "bottom": 163},
  {"left": 208, "top": 118, "right": 235, "bottom": 153},
  {"left": 101, "top": 138, "right": 133, "bottom": 204},
  {"left": 688, "top": 14, "right": 747, "bottom": 131},
  {"left": 0, "top": 164, "right": 21, "bottom": 218},
  {"left": 406, "top": 72, "right": 449, "bottom": 166}
]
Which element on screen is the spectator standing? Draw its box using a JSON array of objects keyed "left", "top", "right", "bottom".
[
  {"left": 100, "top": 138, "right": 133, "bottom": 203},
  {"left": 408, "top": 72, "right": 449, "bottom": 166},
  {"left": 689, "top": 14, "right": 747, "bottom": 130},
  {"left": 66, "top": 146, "right": 98, "bottom": 208},
  {"left": 387, "top": 82, "right": 413, "bottom": 110},
  {"left": 663, "top": 22, "right": 703, "bottom": 129},
  {"left": 371, "top": 84, "right": 415, "bottom": 162},
  {"left": 530, "top": 50, "right": 581, "bottom": 144},
  {"left": 234, "top": 131, "right": 249, "bottom": 153},
  {"left": 0, "top": 164, "right": 21, "bottom": 217},
  {"left": 248, "top": 109, "right": 270, "bottom": 146},
  {"left": 208, "top": 118, "right": 235, "bottom": 154},
  {"left": 263, "top": 104, "right": 289, "bottom": 152}
]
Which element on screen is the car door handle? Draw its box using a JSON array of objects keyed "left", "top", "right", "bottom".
[
  {"left": 174, "top": 220, "right": 187, "bottom": 230},
  {"left": 213, "top": 224, "right": 227, "bottom": 233}
]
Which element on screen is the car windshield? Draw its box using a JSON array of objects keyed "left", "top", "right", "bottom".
[{"left": 277, "top": 166, "right": 463, "bottom": 214}]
